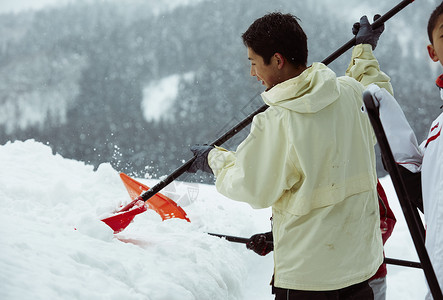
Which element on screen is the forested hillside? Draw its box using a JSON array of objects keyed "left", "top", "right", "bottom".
[{"left": 0, "top": 0, "right": 440, "bottom": 179}]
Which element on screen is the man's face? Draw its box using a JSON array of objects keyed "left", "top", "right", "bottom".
[
  {"left": 247, "top": 47, "right": 280, "bottom": 89},
  {"left": 428, "top": 14, "right": 443, "bottom": 66}
]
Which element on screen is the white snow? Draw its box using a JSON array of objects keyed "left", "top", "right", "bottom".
[
  {"left": 142, "top": 73, "right": 194, "bottom": 122},
  {"left": 0, "top": 139, "right": 429, "bottom": 299}
]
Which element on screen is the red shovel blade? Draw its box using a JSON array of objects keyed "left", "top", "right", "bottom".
[
  {"left": 101, "top": 173, "right": 190, "bottom": 233},
  {"left": 118, "top": 173, "right": 190, "bottom": 222},
  {"left": 101, "top": 199, "right": 147, "bottom": 233}
]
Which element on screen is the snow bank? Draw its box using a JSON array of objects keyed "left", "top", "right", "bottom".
[
  {"left": 0, "top": 139, "right": 429, "bottom": 299},
  {"left": 0, "top": 140, "right": 273, "bottom": 300}
]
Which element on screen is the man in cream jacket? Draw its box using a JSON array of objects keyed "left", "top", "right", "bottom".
[{"left": 188, "top": 13, "right": 393, "bottom": 299}]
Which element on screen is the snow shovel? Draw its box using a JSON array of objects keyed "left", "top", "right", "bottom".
[
  {"left": 102, "top": 173, "right": 190, "bottom": 233},
  {"left": 101, "top": 0, "right": 415, "bottom": 234}
]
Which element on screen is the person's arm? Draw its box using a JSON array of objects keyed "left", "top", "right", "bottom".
[
  {"left": 208, "top": 108, "right": 301, "bottom": 209},
  {"left": 367, "top": 84, "right": 424, "bottom": 212},
  {"left": 346, "top": 15, "right": 393, "bottom": 94},
  {"left": 367, "top": 84, "right": 423, "bottom": 172},
  {"left": 345, "top": 44, "right": 393, "bottom": 94},
  {"left": 377, "top": 181, "right": 396, "bottom": 243}
]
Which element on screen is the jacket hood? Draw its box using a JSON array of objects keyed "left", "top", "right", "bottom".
[{"left": 261, "top": 63, "right": 340, "bottom": 113}]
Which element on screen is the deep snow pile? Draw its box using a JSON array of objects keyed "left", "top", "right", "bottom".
[
  {"left": 0, "top": 139, "right": 273, "bottom": 300},
  {"left": 0, "top": 140, "right": 428, "bottom": 299}
]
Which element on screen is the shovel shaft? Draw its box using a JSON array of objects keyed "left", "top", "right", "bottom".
[
  {"left": 140, "top": 157, "right": 195, "bottom": 201},
  {"left": 140, "top": 0, "right": 415, "bottom": 204},
  {"left": 207, "top": 232, "right": 274, "bottom": 245},
  {"left": 208, "top": 232, "right": 422, "bottom": 268},
  {"left": 139, "top": 104, "right": 268, "bottom": 201},
  {"left": 322, "top": 0, "right": 414, "bottom": 65},
  {"left": 207, "top": 232, "right": 251, "bottom": 244},
  {"left": 384, "top": 257, "right": 421, "bottom": 269}
]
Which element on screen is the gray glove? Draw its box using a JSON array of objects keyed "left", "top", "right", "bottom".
[
  {"left": 188, "top": 145, "right": 214, "bottom": 174},
  {"left": 352, "top": 15, "right": 384, "bottom": 50}
]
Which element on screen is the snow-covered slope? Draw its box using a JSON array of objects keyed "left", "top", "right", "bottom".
[{"left": 0, "top": 140, "right": 427, "bottom": 299}]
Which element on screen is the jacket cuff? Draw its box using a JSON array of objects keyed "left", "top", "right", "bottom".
[
  {"left": 351, "top": 44, "right": 374, "bottom": 59},
  {"left": 207, "top": 146, "right": 234, "bottom": 177}
]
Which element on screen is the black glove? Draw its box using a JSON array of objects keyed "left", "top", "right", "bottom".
[
  {"left": 352, "top": 15, "right": 384, "bottom": 50},
  {"left": 246, "top": 231, "right": 274, "bottom": 256},
  {"left": 188, "top": 144, "right": 214, "bottom": 174}
]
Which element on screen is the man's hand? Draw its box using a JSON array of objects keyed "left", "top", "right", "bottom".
[
  {"left": 352, "top": 15, "right": 384, "bottom": 50},
  {"left": 246, "top": 231, "right": 274, "bottom": 256},
  {"left": 187, "top": 144, "right": 214, "bottom": 174}
]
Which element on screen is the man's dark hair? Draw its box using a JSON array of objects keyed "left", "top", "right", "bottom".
[
  {"left": 427, "top": 2, "right": 443, "bottom": 44},
  {"left": 242, "top": 12, "right": 308, "bottom": 67}
]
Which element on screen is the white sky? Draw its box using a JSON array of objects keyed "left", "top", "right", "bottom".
[
  {"left": 0, "top": 0, "right": 206, "bottom": 14},
  {"left": 0, "top": 0, "right": 71, "bottom": 14}
]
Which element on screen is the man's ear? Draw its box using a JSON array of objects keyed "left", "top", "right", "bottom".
[
  {"left": 274, "top": 53, "right": 285, "bottom": 69},
  {"left": 427, "top": 44, "right": 439, "bottom": 62}
]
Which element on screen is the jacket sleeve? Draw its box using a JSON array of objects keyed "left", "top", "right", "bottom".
[
  {"left": 207, "top": 108, "right": 301, "bottom": 209},
  {"left": 377, "top": 180, "right": 396, "bottom": 244},
  {"left": 366, "top": 84, "right": 423, "bottom": 173},
  {"left": 345, "top": 44, "right": 393, "bottom": 95}
]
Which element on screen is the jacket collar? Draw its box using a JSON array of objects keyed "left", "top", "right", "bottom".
[{"left": 261, "top": 63, "right": 340, "bottom": 113}]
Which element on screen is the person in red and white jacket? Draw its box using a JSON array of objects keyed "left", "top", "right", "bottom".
[
  {"left": 363, "top": 6, "right": 443, "bottom": 299},
  {"left": 365, "top": 78, "right": 443, "bottom": 299}
]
